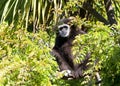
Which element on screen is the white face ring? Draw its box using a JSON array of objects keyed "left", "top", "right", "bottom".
[
  {"left": 58, "top": 24, "right": 70, "bottom": 29},
  {"left": 58, "top": 24, "right": 70, "bottom": 37}
]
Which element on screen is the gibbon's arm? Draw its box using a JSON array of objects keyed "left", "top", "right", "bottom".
[{"left": 51, "top": 48, "right": 72, "bottom": 71}]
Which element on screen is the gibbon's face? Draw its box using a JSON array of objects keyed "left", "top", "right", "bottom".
[{"left": 58, "top": 24, "right": 70, "bottom": 37}]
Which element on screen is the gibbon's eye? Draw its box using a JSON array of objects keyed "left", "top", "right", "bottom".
[
  {"left": 59, "top": 27, "right": 63, "bottom": 30},
  {"left": 58, "top": 24, "right": 69, "bottom": 30},
  {"left": 63, "top": 26, "right": 68, "bottom": 28}
]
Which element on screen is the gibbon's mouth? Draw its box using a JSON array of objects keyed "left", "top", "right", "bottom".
[{"left": 61, "top": 31, "right": 69, "bottom": 37}]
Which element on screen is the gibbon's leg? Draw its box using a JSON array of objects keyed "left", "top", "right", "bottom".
[
  {"left": 73, "top": 67, "right": 83, "bottom": 78},
  {"left": 73, "top": 53, "right": 91, "bottom": 78}
]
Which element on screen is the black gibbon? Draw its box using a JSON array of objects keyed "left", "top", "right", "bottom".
[{"left": 52, "top": 18, "right": 91, "bottom": 79}]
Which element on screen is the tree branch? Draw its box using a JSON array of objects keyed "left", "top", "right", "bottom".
[
  {"left": 104, "top": 0, "right": 117, "bottom": 25},
  {"left": 83, "top": 3, "right": 109, "bottom": 25}
]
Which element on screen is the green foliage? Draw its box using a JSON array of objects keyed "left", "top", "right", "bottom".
[
  {"left": 1, "top": 18, "right": 120, "bottom": 86},
  {"left": 0, "top": 22, "right": 58, "bottom": 86},
  {"left": 73, "top": 20, "right": 120, "bottom": 85}
]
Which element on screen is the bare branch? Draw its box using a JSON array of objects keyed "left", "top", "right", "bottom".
[
  {"left": 104, "top": 0, "right": 117, "bottom": 25},
  {"left": 83, "top": 3, "right": 109, "bottom": 25}
]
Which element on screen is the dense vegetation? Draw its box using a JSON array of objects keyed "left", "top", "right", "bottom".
[{"left": 0, "top": 0, "right": 120, "bottom": 86}]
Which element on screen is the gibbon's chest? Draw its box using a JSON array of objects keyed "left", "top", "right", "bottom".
[{"left": 57, "top": 37, "right": 73, "bottom": 50}]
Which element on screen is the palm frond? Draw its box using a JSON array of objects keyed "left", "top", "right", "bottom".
[{"left": 0, "top": 0, "right": 65, "bottom": 29}]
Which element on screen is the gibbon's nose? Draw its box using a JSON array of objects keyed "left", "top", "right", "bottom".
[
  {"left": 62, "top": 30, "right": 67, "bottom": 35},
  {"left": 62, "top": 28, "right": 67, "bottom": 32}
]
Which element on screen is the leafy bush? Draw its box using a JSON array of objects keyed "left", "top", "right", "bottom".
[
  {"left": 0, "top": 0, "right": 120, "bottom": 85},
  {"left": 73, "top": 20, "right": 120, "bottom": 85},
  {"left": 0, "top": 18, "right": 120, "bottom": 86},
  {"left": 0, "top": 22, "right": 58, "bottom": 86}
]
